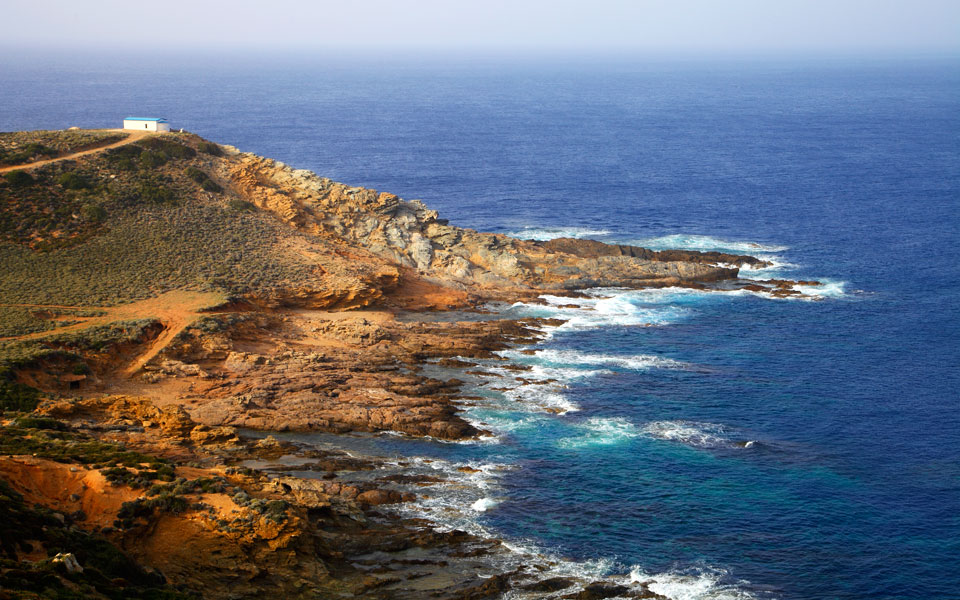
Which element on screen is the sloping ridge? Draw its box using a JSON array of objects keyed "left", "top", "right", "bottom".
[{"left": 0, "top": 130, "right": 150, "bottom": 173}]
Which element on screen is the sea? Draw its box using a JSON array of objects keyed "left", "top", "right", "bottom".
[{"left": 2, "top": 52, "right": 958, "bottom": 599}]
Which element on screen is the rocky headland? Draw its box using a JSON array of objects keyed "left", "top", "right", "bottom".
[{"left": 0, "top": 129, "right": 816, "bottom": 598}]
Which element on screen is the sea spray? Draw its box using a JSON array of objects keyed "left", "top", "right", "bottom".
[
  {"left": 505, "top": 226, "right": 612, "bottom": 241},
  {"left": 631, "top": 234, "right": 789, "bottom": 254},
  {"left": 556, "top": 416, "right": 642, "bottom": 449}
]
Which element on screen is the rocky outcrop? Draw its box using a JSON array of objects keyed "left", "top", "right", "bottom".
[
  {"left": 38, "top": 395, "right": 241, "bottom": 448},
  {"left": 160, "top": 313, "right": 546, "bottom": 439},
  {"left": 221, "top": 155, "right": 748, "bottom": 297},
  {"left": 537, "top": 237, "right": 770, "bottom": 268}
]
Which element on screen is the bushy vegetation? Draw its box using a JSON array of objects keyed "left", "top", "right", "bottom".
[
  {"left": 147, "top": 476, "right": 228, "bottom": 497},
  {"left": 0, "top": 130, "right": 127, "bottom": 167},
  {"left": 184, "top": 167, "right": 222, "bottom": 193},
  {"left": 196, "top": 141, "right": 222, "bottom": 156},
  {"left": 0, "top": 377, "right": 41, "bottom": 412},
  {"left": 0, "top": 160, "right": 114, "bottom": 249},
  {"left": 0, "top": 136, "right": 202, "bottom": 249},
  {"left": 11, "top": 415, "right": 67, "bottom": 430},
  {"left": 46, "top": 319, "right": 158, "bottom": 351},
  {"left": 0, "top": 421, "right": 169, "bottom": 468},
  {"left": 57, "top": 171, "right": 91, "bottom": 190},
  {"left": 103, "top": 464, "right": 177, "bottom": 488},
  {"left": 137, "top": 137, "right": 196, "bottom": 160},
  {"left": 132, "top": 178, "right": 177, "bottom": 205},
  {"left": 83, "top": 202, "right": 108, "bottom": 222},
  {"left": 3, "top": 169, "right": 35, "bottom": 186},
  {"left": 0, "top": 142, "right": 57, "bottom": 166},
  {"left": 0, "top": 306, "right": 107, "bottom": 338},
  {"left": 0, "top": 339, "right": 76, "bottom": 375},
  {"left": 0, "top": 192, "right": 329, "bottom": 306},
  {"left": 115, "top": 477, "right": 229, "bottom": 530},
  {"left": 0, "top": 320, "right": 157, "bottom": 390},
  {"left": 227, "top": 198, "right": 254, "bottom": 211},
  {"left": 138, "top": 150, "right": 167, "bottom": 169},
  {"left": 0, "top": 130, "right": 348, "bottom": 372},
  {"left": 0, "top": 307, "right": 75, "bottom": 337},
  {"left": 231, "top": 491, "right": 290, "bottom": 524},
  {"left": 0, "top": 479, "right": 198, "bottom": 599},
  {"left": 105, "top": 137, "right": 195, "bottom": 172},
  {"left": 116, "top": 493, "right": 191, "bottom": 528}
]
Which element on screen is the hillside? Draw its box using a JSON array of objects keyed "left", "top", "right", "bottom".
[{"left": 0, "top": 128, "right": 800, "bottom": 598}]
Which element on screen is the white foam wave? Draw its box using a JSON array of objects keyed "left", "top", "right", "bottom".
[
  {"left": 643, "top": 421, "right": 735, "bottom": 449},
  {"left": 501, "top": 381, "right": 581, "bottom": 414},
  {"left": 484, "top": 347, "right": 686, "bottom": 418},
  {"left": 470, "top": 497, "right": 500, "bottom": 512},
  {"left": 557, "top": 417, "right": 641, "bottom": 449},
  {"left": 508, "top": 292, "right": 688, "bottom": 331},
  {"left": 633, "top": 234, "right": 788, "bottom": 254},
  {"left": 630, "top": 566, "right": 759, "bottom": 600},
  {"left": 506, "top": 226, "right": 611, "bottom": 241},
  {"left": 735, "top": 278, "right": 849, "bottom": 301},
  {"left": 375, "top": 451, "right": 759, "bottom": 600},
  {"left": 796, "top": 279, "right": 847, "bottom": 300},
  {"left": 736, "top": 257, "right": 798, "bottom": 274},
  {"left": 531, "top": 348, "right": 687, "bottom": 370},
  {"left": 383, "top": 456, "right": 511, "bottom": 534}
]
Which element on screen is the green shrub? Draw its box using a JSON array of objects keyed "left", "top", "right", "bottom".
[
  {"left": 227, "top": 198, "right": 254, "bottom": 211},
  {"left": 184, "top": 167, "right": 222, "bottom": 193},
  {"left": 110, "top": 145, "right": 143, "bottom": 159},
  {"left": 3, "top": 170, "right": 35, "bottom": 187},
  {"left": 138, "top": 150, "right": 167, "bottom": 169},
  {"left": 19, "top": 142, "right": 57, "bottom": 158},
  {"left": 113, "top": 157, "right": 135, "bottom": 171},
  {"left": 139, "top": 138, "right": 196, "bottom": 159},
  {"left": 82, "top": 203, "right": 107, "bottom": 223},
  {"left": 0, "top": 379, "right": 40, "bottom": 412},
  {"left": 184, "top": 167, "right": 205, "bottom": 184},
  {"left": 103, "top": 463, "right": 177, "bottom": 488},
  {"left": 11, "top": 416, "right": 66, "bottom": 430},
  {"left": 71, "top": 362, "right": 91, "bottom": 375},
  {"left": 116, "top": 492, "right": 190, "bottom": 526},
  {"left": 56, "top": 172, "right": 91, "bottom": 190},
  {"left": 0, "top": 424, "right": 168, "bottom": 467},
  {"left": 197, "top": 141, "right": 222, "bottom": 156},
  {"left": 135, "top": 181, "right": 176, "bottom": 205},
  {"left": 0, "top": 143, "right": 57, "bottom": 167},
  {"left": 201, "top": 179, "right": 222, "bottom": 193}
]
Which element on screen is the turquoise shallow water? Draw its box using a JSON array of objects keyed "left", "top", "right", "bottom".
[{"left": 2, "top": 54, "right": 958, "bottom": 599}]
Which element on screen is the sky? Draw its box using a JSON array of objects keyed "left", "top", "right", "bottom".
[{"left": 3, "top": 0, "right": 959, "bottom": 56}]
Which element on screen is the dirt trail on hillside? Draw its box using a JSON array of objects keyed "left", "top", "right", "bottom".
[
  {"left": 0, "top": 290, "right": 225, "bottom": 376},
  {"left": 0, "top": 130, "right": 150, "bottom": 173}
]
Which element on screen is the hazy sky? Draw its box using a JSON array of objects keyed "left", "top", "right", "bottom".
[{"left": 4, "top": 0, "right": 959, "bottom": 55}]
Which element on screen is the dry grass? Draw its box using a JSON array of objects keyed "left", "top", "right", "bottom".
[
  {"left": 0, "top": 132, "right": 371, "bottom": 371},
  {"left": 0, "top": 130, "right": 128, "bottom": 167}
]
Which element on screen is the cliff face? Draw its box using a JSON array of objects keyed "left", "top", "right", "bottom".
[{"left": 222, "top": 154, "right": 744, "bottom": 296}]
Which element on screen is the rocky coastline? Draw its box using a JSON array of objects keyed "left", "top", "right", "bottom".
[{"left": 0, "top": 130, "right": 820, "bottom": 598}]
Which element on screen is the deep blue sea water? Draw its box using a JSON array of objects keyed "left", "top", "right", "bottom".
[{"left": 2, "top": 53, "right": 958, "bottom": 599}]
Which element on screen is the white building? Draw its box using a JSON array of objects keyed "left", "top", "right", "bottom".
[{"left": 123, "top": 117, "right": 170, "bottom": 132}]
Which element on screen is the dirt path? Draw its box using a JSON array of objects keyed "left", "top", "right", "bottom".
[
  {"left": 0, "top": 130, "right": 151, "bottom": 173},
  {"left": 119, "top": 313, "right": 188, "bottom": 377},
  {"left": 0, "top": 318, "right": 104, "bottom": 343},
  {"left": 1, "top": 291, "right": 225, "bottom": 376}
]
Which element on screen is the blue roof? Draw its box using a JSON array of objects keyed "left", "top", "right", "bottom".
[{"left": 124, "top": 117, "right": 168, "bottom": 122}]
